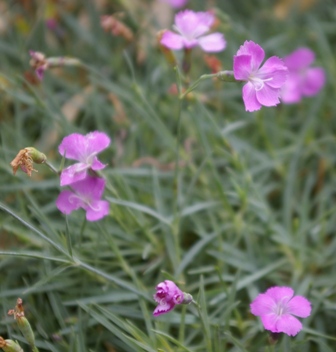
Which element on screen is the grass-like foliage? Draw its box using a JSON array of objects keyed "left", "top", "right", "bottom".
[{"left": 0, "top": 0, "right": 336, "bottom": 351}]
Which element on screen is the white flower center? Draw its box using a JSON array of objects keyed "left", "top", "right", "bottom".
[
  {"left": 273, "top": 298, "right": 290, "bottom": 317},
  {"left": 249, "top": 74, "right": 273, "bottom": 91}
]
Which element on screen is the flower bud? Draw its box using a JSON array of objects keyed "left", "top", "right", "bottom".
[
  {"left": 25, "top": 147, "right": 47, "bottom": 164},
  {"left": 16, "top": 316, "right": 35, "bottom": 348},
  {"left": 182, "top": 292, "right": 193, "bottom": 304},
  {"left": 10, "top": 147, "right": 46, "bottom": 177},
  {"left": 0, "top": 337, "right": 23, "bottom": 352},
  {"left": 7, "top": 298, "right": 36, "bottom": 350},
  {"left": 157, "top": 30, "right": 177, "bottom": 67},
  {"left": 216, "top": 70, "right": 237, "bottom": 82}
]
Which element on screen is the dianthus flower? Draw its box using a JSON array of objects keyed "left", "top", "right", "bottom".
[
  {"left": 29, "top": 51, "right": 49, "bottom": 80},
  {"left": 233, "top": 41, "right": 288, "bottom": 112},
  {"left": 250, "top": 286, "right": 311, "bottom": 336},
  {"left": 29, "top": 50, "right": 81, "bottom": 80},
  {"left": 281, "top": 47, "right": 325, "bottom": 104},
  {"left": 160, "top": 10, "right": 226, "bottom": 52},
  {"left": 59, "top": 131, "right": 110, "bottom": 186},
  {"left": 56, "top": 176, "right": 110, "bottom": 221},
  {"left": 153, "top": 280, "right": 192, "bottom": 316},
  {"left": 159, "top": 0, "right": 188, "bottom": 8}
]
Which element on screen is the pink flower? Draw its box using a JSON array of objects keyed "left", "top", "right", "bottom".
[
  {"left": 233, "top": 41, "right": 288, "bottom": 112},
  {"left": 159, "top": 0, "right": 188, "bottom": 8},
  {"left": 153, "top": 280, "right": 192, "bottom": 316},
  {"left": 59, "top": 131, "right": 111, "bottom": 186},
  {"left": 250, "top": 286, "right": 311, "bottom": 336},
  {"left": 281, "top": 47, "right": 325, "bottom": 104},
  {"left": 160, "top": 10, "right": 226, "bottom": 52},
  {"left": 56, "top": 176, "right": 110, "bottom": 221},
  {"left": 29, "top": 51, "right": 49, "bottom": 80}
]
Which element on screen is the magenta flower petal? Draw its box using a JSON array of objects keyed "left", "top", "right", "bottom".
[
  {"left": 161, "top": 31, "right": 185, "bottom": 50},
  {"left": 258, "top": 56, "right": 288, "bottom": 88},
  {"left": 59, "top": 132, "right": 110, "bottom": 161},
  {"left": 59, "top": 131, "right": 110, "bottom": 186},
  {"left": 281, "top": 47, "right": 325, "bottom": 104},
  {"left": 85, "top": 200, "right": 110, "bottom": 221},
  {"left": 233, "top": 41, "right": 287, "bottom": 112},
  {"left": 250, "top": 293, "right": 275, "bottom": 316},
  {"left": 301, "top": 67, "right": 326, "bottom": 96},
  {"left": 256, "top": 85, "right": 281, "bottom": 107},
  {"left": 60, "top": 164, "right": 88, "bottom": 186},
  {"left": 153, "top": 300, "right": 175, "bottom": 317},
  {"left": 71, "top": 176, "right": 105, "bottom": 199},
  {"left": 233, "top": 55, "right": 253, "bottom": 81},
  {"left": 236, "top": 41, "right": 265, "bottom": 71},
  {"left": 91, "top": 157, "right": 106, "bottom": 171},
  {"left": 56, "top": 190, "right": 82, "bottom": 214},
  {"left": 161, "top": 10, "right": 225, "bottom": 53},
  {"left": 250, "top": 286, "right": 311, "bottom": 337},
  {"left": 284, "top": 47, "right": 315, "bottom": 70},
  {"left": 153, "top": 280, "right": 184, "bottom": 316},
  {"left": 56, "top": 176, "right": 109, "bottom": 222},
  {"left": 36, "top": 67, "right": 46, "bottom": 80},
  {"left": 175, "top": 10, "right": 214, "bottom": 38},
  {"left": 287, "top": 296, "right": 312, "bottom": 318},
  {"left": 265, "top": 287, "right": 294, "bottom": 303},
  {"left": 281, "top": 74, "right": 301, "bottom": 103},
  {"left": 242, "top": 83, "right": 261, "bottom": 112},
  {"left": 260, "top": 313, "right": 279, "bottom": 332},
  {"left": 275, "top": 314, "right": 303, "bottom": 336},
  {"left": 84, "top": 131, "right": 111, "bottom": 155},
  {"left": 198, "top": 33, "right": 226, "bottom": 52},
  {"left": 59, "top": 133, "right": 87, "bottom": 160}
]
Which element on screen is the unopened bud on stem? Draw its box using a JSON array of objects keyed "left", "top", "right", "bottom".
[
  {"left": 10, "top": 147, "right": 46, "bottom": 177},
  {"left": 0, "top": 337, "right": 23, "bottom": 352},
  {"left": 8, "top": 298, "right": 38, "bottom": 351}
]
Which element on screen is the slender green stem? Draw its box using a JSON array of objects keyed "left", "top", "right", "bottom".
[
  {"left": 192, "top": 300, "right": 212, "bottom": 352},
  {"left": 65, "top": 215, "right": 73, "bottom": 258},
  {"left": 180, "top": 73, "right": 216, "bottom": 99},
  {"left": 171, "top": 66, "right": 184, "bottom": 271},
  {"left": 256, "top": 110, "right": 275, "bottom": 158},
  {"left": 179, "top": 70, "right": 237, "bottom": 99},
  {"left": 182, "top": 48, "right": 192, "bottom": 78},
  {"left": 44, "top": 160, "right": 59, "bottom": 174},
  {"left": 178, "top": 304, "right": 187, "bottom": 345}
]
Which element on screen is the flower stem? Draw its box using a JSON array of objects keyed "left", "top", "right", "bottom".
[
  {"left": 192, "top": 300, "right": 212, "bottom": 352},
  {"left": 171, "top": 65, "right": 184, "bottom": 272},
  {"left": 44, "top": 160, "right": 59, "bottom": 174},
  {"left": 179, "top": 70, "right": 237, "bottom": 99}
]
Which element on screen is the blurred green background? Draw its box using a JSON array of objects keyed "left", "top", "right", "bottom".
[{"left": 0, "top": 0, "right": 336, "bottom": 351}]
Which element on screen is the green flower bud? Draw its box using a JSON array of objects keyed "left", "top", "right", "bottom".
[
  {"left": 7, "top": 298, "right": 38, "bottom": 351},
  {"left": 25, "top": 147, "right": 47, "bottom": 164},
  {"left": 16, "top": 315, "right": 35, "bottom": 348},
  {"left": 10, "top": 147, "right": 46, "bottom": 177},
  {"left": 182, "top": 292, "right": 193, "bottom": 305},
  {"left": 0, "top": 337, "right": 23, "bottom": 352}
]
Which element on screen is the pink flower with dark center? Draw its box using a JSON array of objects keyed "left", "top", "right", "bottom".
[
  {"left": 160, "top": 10, "right": 226, "bottom": 52},
  {"left": 59, "top": 131, "right": 111, "bottom": 186},
  {"left": 250, "top": 286, "right": 311, "bottom": 336},
  {"left": 233, "top": 41, "right": 288, "bottom": 112},
  {"left": 153, "top": 280, "right": 189, "bottom": 316},
  {"left": 281, "top": 47, "right": 325, "bottom": 104},
  {"left": 56, "top": 176, "right": 110, "bottom": 221},
  {"left": 159, "top": 0, "right": 188, "bottom": 8}
]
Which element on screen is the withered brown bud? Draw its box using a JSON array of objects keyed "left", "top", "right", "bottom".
[
  {"left": 101, "top": 15, "right": 134, "bottom": 41},
  {"left": 10, "top": 147, "right": 46, "bottom": 177}
]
